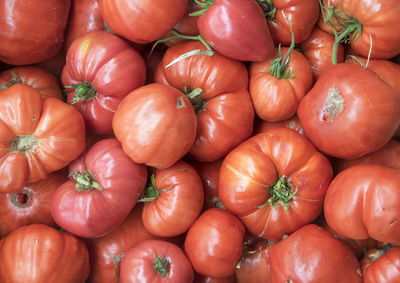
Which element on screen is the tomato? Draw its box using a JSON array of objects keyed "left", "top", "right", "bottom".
[
  {"left": 101, "top": 0, "right": 187, "bottom": 44},
  {"left": 297, "top": 63, "right": 400, "bottom": 159},
  {"left": 34, "top": 51, "right": 67, "bottom": 80},
  {"left": 62, "top": 31, "right": 146, "bottom": 135},
  {"left": 0, "top": 84, "right": 85, "bottom": 193},
  {"left": 0, "top": 224, "right": 90, "bottom": 283},
  {"left": 0, "top": 0, "right": 70, "bottom": 65},
  {"left": 0, "top": 66, "right": 63, "bottom": 100},
  {"left": 184, "top": 208, "right": 246, "bottom": 278},
  {"left": 155, "top": 41, "right": 254, "bottom": 162},
  {"left": 219, "top": 128, "right": 332, "bottom": 240},
  {"left": 318, "top": 0, "right": 400, "bottom": 59},
  {"left": 50, "top": 139, "right": 147, "bottom": 238},
  {"left": 120, "top": 239, "right": 194, "bottom": 283},
  {"left": 249, "top": 47, "right": 313, "bottom": 122},
  {"left": 113, "top": 83, "right": 196, "bottom": 169},
  {"left": 141, "top": 160, "right": 204, "bottom": 237},
  {"left": 194, "top": 273, "right": 235, "bottom": 283},
  {"left": 0, "top": 170, "right": 66, "bottom": 237},
  {"left": 300, "top": 27, "right": 345, "bottom": 82},
  {"left": 362, "top": 245, "right": 400, "bottom": 283},
  {"left": 258, "top": 0, "right": 320, "bottom": 45},
  {"left": 268, "top": 224, "right": 362, "bottom": 282},
  {"left": 324, "top": 164, "right": 400, "bottom": 245},
  {"left": 253, "top": 115, "right": 304, "bottom": 136},
  {"left": 196, "top": 0, "right": 274, "bottom": 61}
]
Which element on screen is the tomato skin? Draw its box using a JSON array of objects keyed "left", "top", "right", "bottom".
[
  {"left": 362, "top": 246, "right": 400, "bottom": 283},
  {"left": 184, "top": 208, "right": 246, "bottom": 278},
  {"left": 113, "top": 83, "right": 197, "bottom": 169},
  {"left": 0, "top": 84, "right": 86, "bottom": 193},
  {"left": 249, "top": 47, "right": 313, "bottom": 122},
  {"left": 253, "top": 115, "right": 304, "bottom": 136},
  {"left": 50, "top": 139, "right": 147, "bottom": 238},
  {"left": 194, "top": 273, "right": 235, "bottom": 283},
  {"left": 324, "top": 164, "right": 400, "bottom": 245},
  {"left": 297, "top": 63, "right": 400, "bottom": 159},
  {"left": 142, "top": 160, "right": 204, "bottom": 237},
  {"left": 120, "top": 239, "right": 194, "bottom": 283},
  {"left": 219, "top": 128, "right": 332, "bottom": 240},
  {"left": 62, "top": 31, "right": 146, "bottom": 135},
  {"left": 0, "top": 224, "right": 90, "bottom": 283},
  {"left": 197, "top": 0, "right": 275, "bottom": 61},
  {"left": 268, "top": 224, "right": 362, "bottom": 282},
  {"left": 0, "top": 0, "right": 70, "bottom": 65},
  {"left": 101, "top": 0, "right": 187, "bottom": 44}
]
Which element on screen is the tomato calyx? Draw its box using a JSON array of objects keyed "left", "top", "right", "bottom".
[
  {"left": 138, "top": 174, "right": 173, "bottom": 202},
  {"left": 153, "top": 254, "right": 170, "bottom": 277},
  {"left": 189, "top": 0, "right": 215, "bottom": 16},
  {"left": 368, "top": 244, "right": 393, "bottom": 262},
  {"left": 182, "top": 86, "right": 206, "bottom": 113},
  {"left": 66, "top": 82, "right": 98, "bottom": 104},
  {"left": 10, "top": 189, "right": 32, "bottom": 208},
  {"left": 106, "top": 252, "right": 125, "bottom": 280},
  {"left": 10, "top": 135, "right": 40, "bottom": 154},
  {"left": 255, "top": 0, "right": 276, "bottom": 20},
  {"left": 0, "top": 72, "right": 23, "bottom": 90},
  {"left": 70, "top": 171, "right": 103, "bottom": 191},
  {"left": 259, "top": 175, "right": 296, "bottom": 211},
  {"left": 322, "top": 88, "right": 343, "bottom": 122}
]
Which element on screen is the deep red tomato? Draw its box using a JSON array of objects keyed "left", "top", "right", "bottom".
[
  {"left": 50, "top": 139, "right": 147, "bottom": 238},
  {"left": 0, "top": 0, "right": 70, "bottom": 65},
  {"left": 253, "top": 115, "right": 304, "bottom": 136},
  {"left": 113, "top": 83, "right": 197, "bottom": 169},
  {"left": 324, "top": 164, "right": 400, "bottom": 245},
  {"left": 141, "top": 160, "right": 204, "bottom": 237},
  {"left": 219, "top": 128, "right": 332, "bottom": 240},
  {"left": 62, "top": 31, "right": 146, "bottom": 135},
  {"left": 0, "top": 170, "right": 67, "bottom": 237},
  {"left": 101, "top": 0, "right": 188, "bottom": 44},
  {"left": 0, "top": 84, "right": 85, "bottom": 193},
  {"left": 0, "top": 224, "right": 90, "bottom": 283},
  {"left": 120, "top": 239, "right": 194, "bottom": 283},
  {"left": 155, "top": 41, "right": 254, "bottom": 162},
  {"left": 362, "top": 245, "right": 400, "bottom": 283},
  {"left": 297, "top": 63, "right": 400, "bottom": 159},
  {"left": 268, "top": 224, "right": 362, "bottom": 282},
  {"left": 249, "top": 47, "right": 313, "bottom": 122},
  {"left": 196, "top": 0, "right": 275, "bottom": 61},
  {"left": 184, "top": 208, "right": 246, "bottom": 278}
]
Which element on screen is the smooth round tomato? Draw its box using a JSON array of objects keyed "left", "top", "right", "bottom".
[
  {"left": 0, "top": 224, "right": 90, "bottom": 283},
  {"left": 362, "top": 245, "right": 400, "bottom": 283},
  {"left": 120, "top": 239, "right": 194, "bottom": 283}
]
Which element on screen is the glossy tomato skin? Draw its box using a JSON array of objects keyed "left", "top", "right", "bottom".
[
  {"left": 50, "top": 139, "right": 147, "bottom": 238},
  {"left": 62, "top": 31, "right": 146, "bottom": 135},
  {"left": 362, "top": 246, "right": 400, "bottom": 283},
  {"left": 120, "top": 239, "right": 194, "bottom": 283},
  {"left": 268, "top": 224, "right": 362, "bottom": 282},
  {"left": 0, "top": 84, "right": 85, "bottom": 193},
  {"left": 253, "top": 115, "right": 304, "bottom": 136},
  {"left": 101, "top": 0, "right": 187, "bottom": 44},
  {"left": 219, "top": 128, "right": 332, "bottom": 240},
  {"left": 113, "top": 83, "right": 196, "bottom": 169},
  {"left": 249, "top": 47, "right": 313, "bottom": 122},
  {"left": 0, "top": 0, "right": 70, "bottom": 65},
  {"left": 198, "top": 0, "right": 275, "bottom": 61},
  {"left": 324, "top": 164, "right": 400, "bottom": 245},
  {"left": 184, "top": 208, "right": 246, "bottom": 278},
  {"left": 155, "top": 41, "right": 254, "bottom": 162},
  {"left": 0, "top": 224, "right": 90, "bottom": 283},
  {"left": 0, "top": 170, "right": 67, "bottom": 237},
  {"left": 297, "top": 63, "right": 400, "bottom": 159}
]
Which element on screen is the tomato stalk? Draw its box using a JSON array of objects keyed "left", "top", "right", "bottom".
[
  {"left": 189, "top": 0, "right": 215, "bottom": 16},
  {"left": 10, "top": 190, "right": 32, "bottom": 208},
  {"left": 70, "top": 171, "right": 103, "bottom": 191},
  {"left": 153, "top": 255, "right": 169, "bottom": 277},
  {"left": 258, "top": 176, "right": 296, "bottom": 211},
  {"left": 11, "top": 135, "right": 40, "bottom": 153},
  {"left": 182, "top": 86, "right": 206, "bottom": 113},
  {"left": 106, "top": 252, "right": 125, "bottom": 280},
  {"left": 255, "top": 0, "right": 276, "bottom": 20},
  {"left": 0, "top": 72, "right": 23, "bottom": 90},
  {"left": 368, "top": 245, "right": 393, "bottom": 262},
  {"left": 65, "top": 82, "right": 98, "bottom": 104},
  {"left": 138, "top": 174, "right": 173, "bottom": 202}
]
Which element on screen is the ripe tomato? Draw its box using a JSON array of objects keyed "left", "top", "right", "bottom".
[
  {"left": 0, "top": 84, "right": 85, "bottom": 193},
  {"left": 362, "top": 245, "right": 400, "bottom": 283},
  {"left": 253, "top": 115, "right": 304, "bottom": 136},
  {"left": 0, "top": 224, "right": 90, "bottom": 283}
]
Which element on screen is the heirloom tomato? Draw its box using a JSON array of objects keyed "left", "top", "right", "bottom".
[{"left": 362, "top": 245, "right": 400, "bottom": 283}]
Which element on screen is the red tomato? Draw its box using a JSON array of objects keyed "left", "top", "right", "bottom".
[
  {"left": 362, "top": 245, "right": 400, "bottom": 283},
  {"left": 253, "top": 115, "right": 304, "bottom": 136},
  {"left": 324, "top": 164, "right": 400, "bottom": 245},
  {"left": 297, "top": 63, "right": 400, "bottom": 159},
  {"left": 101, "top": 0, "right": 188, "bottom": 44},
  {"left": 249, "top": 47, "right": 313, "bottom": 121},
  {"left": 62, "top": 31, "right": 146, "bottom": 135},
  {"left": 155, "top": 41, "right": 254, "bottom": 162},
  {"left": 120, "top": 239, "right": 194, "bottom": 283},
  {"left": 0, "top": 0, "right": 70, "bottom": 65},
  {"left": 50, "top": 139, "right": 147, "bottom": 238},
  {"left": 268, "top": 224, "right": 362, "bottom": 282},
  {"left": 184, "top": 208, "right": 246, "bottom": 278},
  {"left": 0, "top": 84, "right": 85, "bottom": 193},
  {"left": 219, "top": 128, "right": 332, "bottom": 240},
  {"left": 113, "top": 83, "right": 197, "bottom": 169},
  {"left": 197, "top": 0, "right": 275, "bottom": 61},
  {"left": 0, "top": 224, "right": 90, "bottom": 283},
  {"left": 34, "top": 51, "right": 67, "bottom": 80}
]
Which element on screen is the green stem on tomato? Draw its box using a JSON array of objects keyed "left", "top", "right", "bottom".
[
  {"left": 153, "top": 255, "right": 169, "bottom": 277},
  {"left": 258, "top": 175, "right": 297, "bottom": 211},
  {"left": 70, "top": 171, "right": 103, "bottom": 191},
  {"left": 65, "top": 82, "right": 97, "bottom": 104},
  {"left": 189, "top": 0, "right": 215, "bottom": 16},
  {"left": 255, "top": 0, "right": 276, "bottom": 20}
]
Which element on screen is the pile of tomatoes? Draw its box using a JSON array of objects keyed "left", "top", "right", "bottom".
[{"left": 0, "top": 0, "right": 399, "bottom": 282}]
